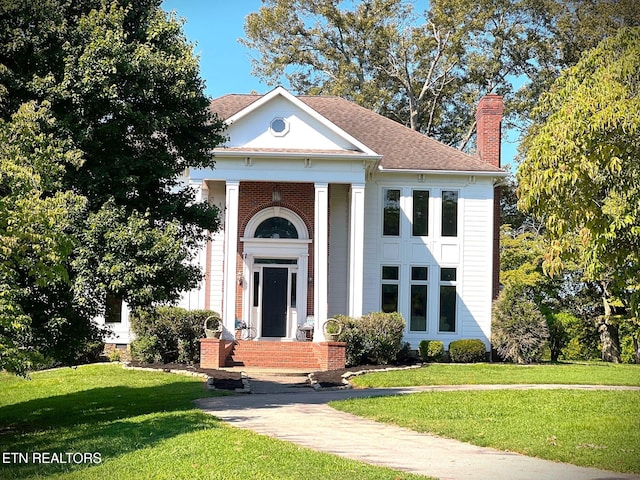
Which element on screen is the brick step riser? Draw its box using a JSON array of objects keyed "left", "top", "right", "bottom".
[
  {"left": 199, "top": 338, "right": 346, "bottom": 371},
  {"left": 228, "top": 341, "right": 321, "bottom": 369}
]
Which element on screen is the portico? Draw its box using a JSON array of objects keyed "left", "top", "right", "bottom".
[{"left": 205, "top": 177, "right": 369, "bottom": 342}]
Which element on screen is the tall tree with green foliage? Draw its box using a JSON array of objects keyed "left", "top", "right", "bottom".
[
  {"left": 0, "top": 102, "right": 87, "bottom": 375},
  {"left": 512, "top": 0, "right": 640, "bottom": 131},
  {"left": 243, "top": 0, "right": 640, "bottom": 149},
  {"left": 0, "top": 0, "right": 225, "bottom": 371},
  {"left": 1, "top": 0, "right": 225, "bottom": 224},
  {"left": 517, "top": 27, "right": 640, "bottom": 362},
  {"left": 242, "top": 0, "right": 547, "bottom": 147}
]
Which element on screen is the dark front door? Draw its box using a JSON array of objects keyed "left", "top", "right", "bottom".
[{"left": 262, "top": 267, "right": 288, "bottom": 337}]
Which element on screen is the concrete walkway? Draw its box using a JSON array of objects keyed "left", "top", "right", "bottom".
[{"left": 196, "top": 371, "right": 640, "bottom": 480}]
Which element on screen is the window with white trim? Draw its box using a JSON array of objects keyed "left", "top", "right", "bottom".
[
  {"left": 412, "top": 190, "right": 429, "bottom": 236},
  {"left": 381, "top": 265, "right": 399, "bottom": 313},
  {"left": 439, "top": 267, "right": 457, "bottom": 332},
  {"left": 383, "top": 189, "right": 400, "bottom": 236},
  {"left": 409, "top": 266, "right": 428, "bottom": 331},
  {"left": 441, "top": 190, "right": 458, "bottom": 237}
]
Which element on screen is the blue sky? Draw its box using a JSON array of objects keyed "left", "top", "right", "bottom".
[
  {"left": 161, "top": 1, "right": 517, "bottom": 168},
  {"left": 162, "top": 1, "right": 268, "bottom": 98}
]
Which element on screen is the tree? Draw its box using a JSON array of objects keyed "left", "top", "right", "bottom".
[
  {"left": 0, "top": 1, "right": 226, "bottom": 370},
  {"left": 73, "top": 200, "right": 203, "bottom": 315},
  {"left": 511, "top": 0, "right": 640, "bottom": 131},
  {"left": 517, "top": 27, "right": 640, "bottom": 362},
  {"left": 1, "top": 0, "right": 225, "bottom": 226},
  {"left": 243, "top": 1, "right": 640, "bottom": 148},
  {"left": 242, "top": 0, "right": 546, "bottom": 147},
  {"left": 0, "top": 102, "right": 86, "bottom": 375}
]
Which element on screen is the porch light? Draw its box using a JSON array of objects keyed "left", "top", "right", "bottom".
[
  {"left": 238, "top": 273, "right": 245, "bottom": 287},
  {"left": 272, "top": 188, "right": 281, "bottom": 203}
]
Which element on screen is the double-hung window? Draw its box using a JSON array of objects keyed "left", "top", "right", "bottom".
[
  {"left": 439, "top": 268, "right": 457, "bottom": 332},
  {"left": 409, "top": 267, "right": 428, "bottom": 331},
  {"left": 381, "top": 266, "right": 399, "bottom": 313}
]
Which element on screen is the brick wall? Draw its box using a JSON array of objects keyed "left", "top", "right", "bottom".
[
  {"left": 313, "top": 341, "right": 347, "bottom": 371},
  {"left": 475, "top": 94, "right": 503, "bottom": 169},
  {"left": 199, "top": 338, "right": 230, "bottom": 369},
  {"left": 236, "top": 181, "right": 317, "bottom": 319},
  {"left": 476, "top": 94, "right": 504, "bottom": 300},
  {"left": 199, "top": 340, "right": 346, "bottom": 371}
]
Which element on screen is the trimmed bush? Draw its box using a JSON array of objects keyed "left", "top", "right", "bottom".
[
  {"left": 419, "top": 340, "right": 445, "bottom": 362},
  {"left": 492, "top": 284, "right": 549, "bottom": 364},
  {"left": 130, "top": 307, "right": 220, "bottom": 364},
  {"left": 448, "top": 339, "right": 487, "bottom": 363},
  {"left": 336, "top": 312, "right": 406, "bottom": 366}
]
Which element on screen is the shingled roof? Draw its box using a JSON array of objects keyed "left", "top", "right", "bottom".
[{"left": 209, "top": 93, "right": 504, "bottom": 173}]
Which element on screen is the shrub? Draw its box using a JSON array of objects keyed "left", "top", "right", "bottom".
[
  {"left": 130, "top": 307, "right": 220, "bottom": 364},
  {"left": 131, "top": 334, "right": 162, "bottom": 363},
  {"left": 419, "top": 340, "right": 445, "bottom": 362},
  {"left": 336, "top": 312, "right": 406, "bottom": 366},
  {"left": 108, "top": 349, "right": 122, "bottom": 362},
  {"left": 396, "top": 341, "right": 415, "bottom": 364},
  {"left": 448, "top": 339, "right": 486, "bottom": 363},
  {"left": 492, "top": 285, "right": 549, "bottom": 364}
]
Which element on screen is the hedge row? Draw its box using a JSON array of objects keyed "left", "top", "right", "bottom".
[{"left": 419, "top": 339, "right": 488, "bottom": 363}]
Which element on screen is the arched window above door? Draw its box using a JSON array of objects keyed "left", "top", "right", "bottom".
[
  {"left": 254, "top": 217, "right": 299, "bottom": 239},
  {"left": 244, "top": 206, "right": 309, "bottom": 240}
]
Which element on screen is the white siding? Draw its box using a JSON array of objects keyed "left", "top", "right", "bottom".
[
  {"left": 459, "top": 181, "right": 494, "bottom": 348},
  {"left": 101, "top": 302, "right": 132, "bottom": 345},
  {"left": 361, "top": 172, "right": 495, "bottom": 350},
  {"left": 362, "top": 180, "right": 380, "bottom": 313}
]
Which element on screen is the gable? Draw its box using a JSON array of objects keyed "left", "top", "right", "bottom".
[
  {"left": 225, "top": 95, "right": 361, "bottom": 152},
  {"left": 215, "top": 87, "right": 378, "bottom": 159}
]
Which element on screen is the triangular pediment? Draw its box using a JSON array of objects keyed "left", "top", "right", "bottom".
[{"left": 220, "top": 87, "right": 378, "bottom": 157}]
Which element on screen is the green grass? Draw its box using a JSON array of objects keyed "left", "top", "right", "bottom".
[
  {"left": 332, "top": 389, "right": 640, "bottom": 474},
  {"left": 0, "top": 364, "right": 426, "bottom": 479},
  {"left": 350, "top": 362, "right": 640, "bottom": 388}
]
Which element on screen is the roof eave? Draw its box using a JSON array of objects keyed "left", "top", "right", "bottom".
[
  {"left": 213, "top": 149, "right": 382, "bottom": 161},
  {"left": 377, "top": 166, "right": 508, "bottom": 177}
]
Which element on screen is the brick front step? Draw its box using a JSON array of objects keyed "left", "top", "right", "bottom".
[
  {"left": 231, "top": 341, "right": 317, "bottom": 368},
  {"left": 200, "top": 338, "right": 346, "bottom": 371}
]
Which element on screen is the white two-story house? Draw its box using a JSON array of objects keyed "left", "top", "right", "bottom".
[{"left": 105, "top": 86, "right": 506, "bottom": 355}]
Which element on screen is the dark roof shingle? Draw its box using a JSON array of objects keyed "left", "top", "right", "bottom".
[{"left": 209, "top": 93, "right": 503, "bottom": 173}]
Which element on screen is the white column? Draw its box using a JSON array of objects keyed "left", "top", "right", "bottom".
[
  {"left": 348, "top": 183, "right": 365, "bottom": 318},
  {"left": 313, "top": 182, "right": 329, "bottom": 341},
  {"left": 222, "top": 180, "right": 240, "bottom": 340}
]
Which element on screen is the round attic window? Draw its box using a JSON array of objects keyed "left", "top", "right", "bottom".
[{"left": 270, "top": 117, "right": 289, "bottom": 136}]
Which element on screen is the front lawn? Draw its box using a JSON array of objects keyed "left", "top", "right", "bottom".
[
  {"left": 333, "top": 362, "right": 640, "bottom": 474},
  {"left": 332, "top": 389, "right": 640, "bottom": 474},
  {"left": 349, "top": 362, "right": 640, "bottom": 388},
  {"left": 0, "top": 364, "right": 427, "bottom": 479}
]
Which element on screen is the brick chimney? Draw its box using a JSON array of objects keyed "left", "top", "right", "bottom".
[
  {"left": 475, "top": 94, "right": 504, "bottom": 300},
  {"left": 476, "top": 94, "right": 504, "bottom": 168}
]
